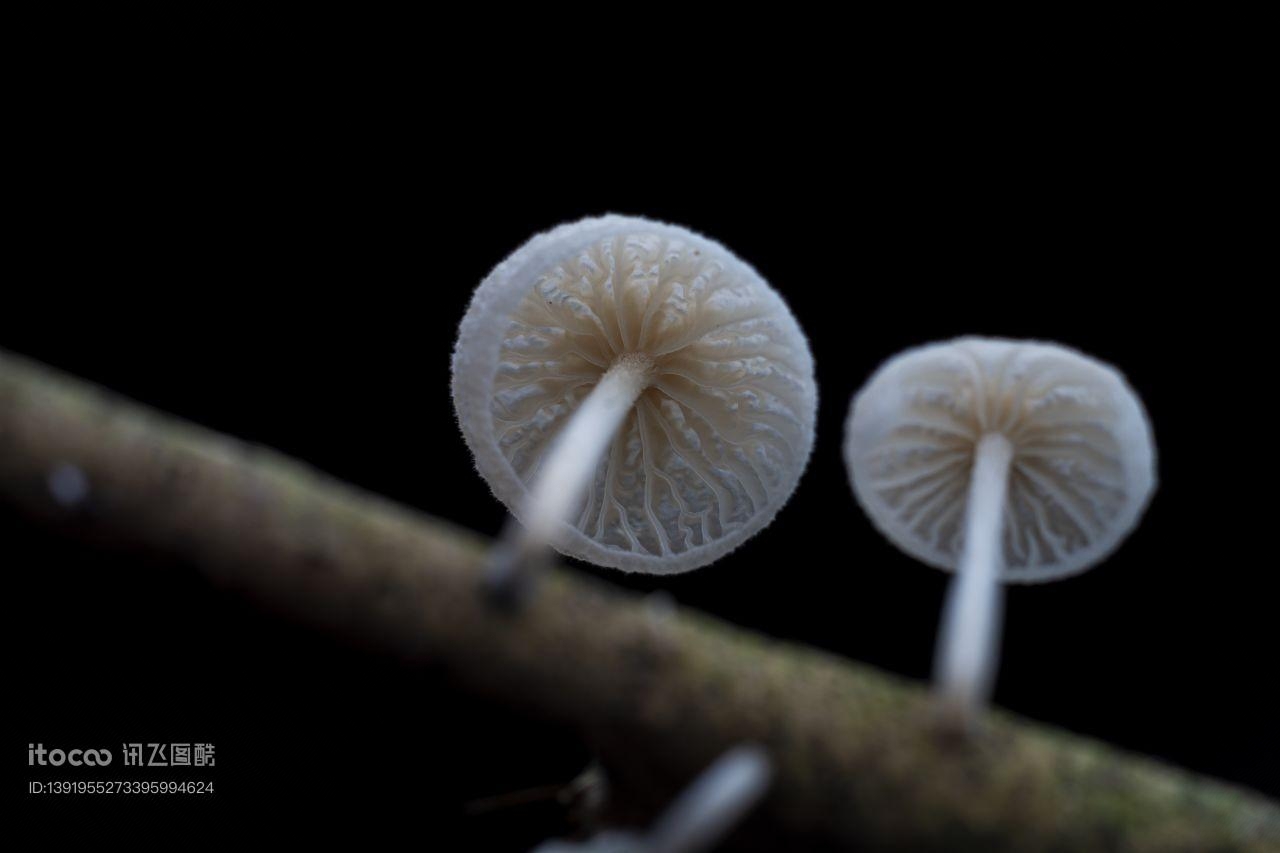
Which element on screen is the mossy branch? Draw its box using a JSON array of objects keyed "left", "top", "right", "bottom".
[{"left": 1, "top": 349, "right": 1276, "bottom": 852}]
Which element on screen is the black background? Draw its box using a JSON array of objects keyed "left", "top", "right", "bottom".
[{"left": 7, "top": 54, "right": 1275, "bottom": 849}]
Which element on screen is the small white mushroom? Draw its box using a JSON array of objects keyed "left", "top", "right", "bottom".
[
  {"left": 532, "top": 745, "right": 772, "bottom": 853},
  {"left": 452, "top": 215, "right": 816, "bottom": 589},
  {"left": 844, "top": 337, "right": 1156, "bottom": 717},
  {"left": 645, "top": 745, "right": 771, "bottom": 853}
]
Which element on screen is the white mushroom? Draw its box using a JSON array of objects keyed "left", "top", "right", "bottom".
[
  {"left": 645, "top": 744, "right": 771, "bottom": 853},
  {"left": 452, "top": 215, "right": 816, "bottom": 588},
  {"left": 533, "top": 745, "right": 772, "bottom": 853},
  {"left": 844, "top": 337, "right": 1156, "bottom": 717}
]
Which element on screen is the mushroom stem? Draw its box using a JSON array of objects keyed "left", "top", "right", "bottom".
[
  {"left": 934, "top": 431, "right": 1014, "bottom": 718},
  {"left": 645, "top": 745, "right": 772, "bottom": 853},
  {"left": 486, "top": 354, "right": 655, "bottom": 602}
]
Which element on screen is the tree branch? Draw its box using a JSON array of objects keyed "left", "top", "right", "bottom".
[{"left": 2, "top": 349, "right": 1276, "bottom": 851}]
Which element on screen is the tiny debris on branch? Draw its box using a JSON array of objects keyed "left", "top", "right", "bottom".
[{"left": 1, "top": 349, "right": 1277, "bottom": 852}]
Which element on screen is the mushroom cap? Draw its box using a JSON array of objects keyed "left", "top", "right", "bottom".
[
  {"left": 844, "top": 337, "right": 1155, "bottom": 583},
  {"left": 452, "top": 215, "right": 817, "bottom": 574}
]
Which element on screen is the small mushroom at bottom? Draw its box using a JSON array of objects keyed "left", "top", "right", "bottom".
[
  {"left": 844, "top": 337, "right": 1156, "bottom": 721},
  {"left": 532, "top": 745, "right": 772, "bottom": 853}
]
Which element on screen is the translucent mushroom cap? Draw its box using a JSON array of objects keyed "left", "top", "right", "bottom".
[
  {"left": 452, "top": 215, "right": 817, "bottom": 573},
  {"left": 844, "top": 338, "right": 1156, "bottom": 583}
]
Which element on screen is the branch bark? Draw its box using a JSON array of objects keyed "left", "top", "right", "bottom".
[{"left": 2, "top": 349, "right": 1277, "bottom": 851}]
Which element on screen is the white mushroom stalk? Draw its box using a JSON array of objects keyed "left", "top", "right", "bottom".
[
  {"left": 934, "top": 432, "right": 1012, "bottom": 713},
  {"left": 452, "top": 215, "right": 817, "bottom": 596},
  {"left": 489, "top": 354, "right": 656, "bottom": 591},
  {"left": 844, "top": 338, "right": 1156, "bottom": 722},
  {"left": 533, "top": 745, "right": 772, "bottom": 853},
  {"left": 645, "top": 744, "right": 772, "bottom": 853}
]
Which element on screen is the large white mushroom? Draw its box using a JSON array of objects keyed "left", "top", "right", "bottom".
[
  {"left": 452, "top": 215, "right": 816, "bottom": 592},
  {"left": 844, "top": 337, "right": 1156, "bottom": 717}
]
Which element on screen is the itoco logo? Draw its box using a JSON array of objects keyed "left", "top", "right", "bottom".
[{"left": 28, "top": 743, "right": 113, "bottom": 766}]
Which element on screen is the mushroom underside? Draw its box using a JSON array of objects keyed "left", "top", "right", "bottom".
[
  {"left": 848, "top": 339, "right": 1154, "bottom": 581},
  {"left": 462, "top": 223, "right": 816, "bottom": 571}
]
